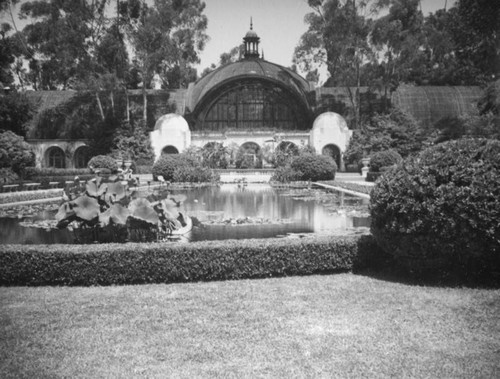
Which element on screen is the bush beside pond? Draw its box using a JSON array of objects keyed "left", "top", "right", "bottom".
[
  {"left": 370, "top": 138, "right": 500, "bottom": 284},
  {"left": 152, "top": 154, "right": 219, "bottom": 183},
  {"left": 0, "top": 235, "right": 380, "bottom": 286},
  {"left": 271, "top": 154, "right": 337, "bottom": 182}
]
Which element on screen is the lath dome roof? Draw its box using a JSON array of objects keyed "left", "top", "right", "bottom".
[{"left": 186, "top": 59, "right": 313, "bottom": 113}]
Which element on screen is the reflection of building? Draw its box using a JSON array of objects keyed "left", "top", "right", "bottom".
[{"left": 25, "top": 22, "right": 482, "bottom": 171}]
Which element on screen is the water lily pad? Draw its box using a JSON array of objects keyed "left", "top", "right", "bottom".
[
  {"left": 104, "top": 182, "right": 126, "bottom": 203},
  {"left": 72, "top": 195, "right": 100, "bottom": 221},
  {"left": 129, "top": 198, "right": 159, "bottom": 225},
  {"left": 86, "top": 181, "right": 107, "bottom": 198},
  {"left": 99, "top": 203, "right": 130, "bottom": 226}
]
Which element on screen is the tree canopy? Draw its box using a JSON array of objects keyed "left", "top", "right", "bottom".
[{"left": 294, "top": 0, "right": 500, "bottom": 91}]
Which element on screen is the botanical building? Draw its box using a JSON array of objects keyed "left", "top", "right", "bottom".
[{"left": 25, "top": 23, "right": 482, "bottom": 171}]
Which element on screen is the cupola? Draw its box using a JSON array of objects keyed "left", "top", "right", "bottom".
[{"left": 243, "top": 18, "right": 260, "bottom": 59}]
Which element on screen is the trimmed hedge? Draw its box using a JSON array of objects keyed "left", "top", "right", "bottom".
[
  {"left": 0, "top": 235, "right": 380, "bottom": 286},
  {"left": 370, "top": 138, "right": 500, "bottom": 284},
  {"left": 88, "top": 155, "right": 119, "bottom": 172},
  {"left": 25, "top": 168, "right": 92, "bottom": 178},
  {"left": 291, "top": 154, "right": 337, "bottom": 181},
  {"left": 369, "top": 150, "right": 402, "bottom": 173},
  {"left": 0, "top": 189, "right": 63, "bottom": 205}
]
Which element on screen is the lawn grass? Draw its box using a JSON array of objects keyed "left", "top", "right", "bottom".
[{"left": 1, "top": 274, "right": 499, "bottom": 378}]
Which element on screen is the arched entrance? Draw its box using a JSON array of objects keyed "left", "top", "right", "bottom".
[
  {"left": 162, "top": 145, "right": 179, "bottom": 155},
  {"left": 202, "top": 142, "right": 228, "bottom": 168},
  {"left": 74, "top": 146, "right": 90, "bottom": 168},
  {"left": 322, "top": 144, "right": 341, "bottom": 168},
  {"left": 276, "top": 141, "right": 299, "bottom": 166},
  {"left": 236, "top": 142, "right": 262, "bottom": 169},
  {"left": 46, "top": 146, "right": 66, "bottom": 168}
]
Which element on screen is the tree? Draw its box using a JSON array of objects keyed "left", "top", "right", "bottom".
[
  {"left": 0, "top": 130, "right": 35, "bottom": 177},
  {"left": 451, "top": 0, "right": 500, "bottom": 84},
  {"left": 125, "top": 0, "right": 208, "bottom": 123},
  {"left": 19, "top": 0, "right": 109, "bottom": 89},
  {"left": 370, "top": 0, "right": 426, "bottom": 89},
  {"left": 294, "top": 0, "right": 374, "bottom": 129},
  {"left": 200, "top": 44, "right": 243, "bottom": 78},
  {"left": 0, "top": 91, "right": 36, "bottom": 136}
]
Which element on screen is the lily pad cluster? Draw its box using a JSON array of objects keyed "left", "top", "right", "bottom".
[{"left": 55, "top": 173, "right": 188, "bottom": 243}]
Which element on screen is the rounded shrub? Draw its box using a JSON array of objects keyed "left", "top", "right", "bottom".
[
  {"left": 270, "top": 166, "right": 302, "bottom": 183},
  {"left": 152, "top": 154, "right": 201, "bottom": 182},
  {"left": 370, "top": 138, "right": 500, "bottom": 283},
  {"left": 369, "top": 149, "right": 403, "bottom": 172},
  {"left": 289, "top": 154, "right": 337, "bottom": 181},
  {"left": 88, "top": 155, "right": 119, "bottom": 173},
  {"left": 173, "top": 166, "right": 220, "bottom": 183},
  {"left": 0, "top": 167, "right": 19, "bottom": 184}
]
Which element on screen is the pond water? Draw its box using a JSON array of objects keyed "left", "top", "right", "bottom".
[{"left": 0, "top": 184, "right": 370, "bottom": 244}]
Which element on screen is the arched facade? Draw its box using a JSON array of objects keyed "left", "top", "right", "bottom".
[{"left": 29, "top": 140, "right": 89, "bottom": 169}]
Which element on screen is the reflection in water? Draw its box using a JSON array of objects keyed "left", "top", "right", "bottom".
[{"left": 0, "top": 184, "right": 370, "bottom": 244}]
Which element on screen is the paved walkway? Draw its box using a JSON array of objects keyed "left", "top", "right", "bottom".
[{"left": 335, "top": 172, "right": 375, "bottom": 186}]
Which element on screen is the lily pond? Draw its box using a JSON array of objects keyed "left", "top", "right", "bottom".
[{"left": 0, "top": 184, "right": 370, "bottom": 244}]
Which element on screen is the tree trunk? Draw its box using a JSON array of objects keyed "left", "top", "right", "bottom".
[
  {"left": 96, "top": 92, "right": 105, "bottom": 121},
  {"left": 110, "top": 91, "right": 115, "bottom": 117},
  {"left": 142, "top": 85, "right": 147, "bottom": 125},
  {"left": 125, "top": 87, "right": 130, "bottom": 123}
]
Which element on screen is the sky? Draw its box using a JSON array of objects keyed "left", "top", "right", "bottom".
[{"left": 197, "top": 0, "right": 457, "bottom": 74}]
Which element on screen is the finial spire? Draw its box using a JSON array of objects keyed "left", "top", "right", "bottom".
[{"left": 250, "top": 17, "right": 253, "bottom": 30}]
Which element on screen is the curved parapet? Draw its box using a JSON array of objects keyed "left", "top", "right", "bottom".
[
  {"left": 150, "top": 114, "right": 191, "bottom": 161},
  {"left": 310, "top": 112, "right": 352, "bottom": 171}
]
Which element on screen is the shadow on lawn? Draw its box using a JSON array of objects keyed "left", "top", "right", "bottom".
[{"left": 353, "top": 235, "right": 500, "bottom": 289}]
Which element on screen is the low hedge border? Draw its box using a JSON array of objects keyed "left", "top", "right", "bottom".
[
  {"left": 0, "top": 235, "right": 381, "bottom": 286},
  {"left": 0, "top": 189, "right": 63, "bottom": 205}
]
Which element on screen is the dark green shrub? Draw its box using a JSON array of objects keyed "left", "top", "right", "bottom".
[
  {"left": 0, "top": 167, "right": 19, "bottom": 184},
  {"left": 0, "top": 130, "right": 35, "bottom": 177},
  {"left": 25, "top": 168, "right": 92, "bottom": 178},
  {"left": 370, "top": 138, "right": 500, "bottom": 284},
  {"left": 88, "top": 155, "right": 119, "bottom": 173},
  {"left": 201, "top": 143, "right": 228, "bottom": 169},
  {"left": 152, "top": 154, "right": 198, "bottom": 181},
  {"left": 290, "top": 154, "right": 337, "bottom": 181},
  {"left": 270, "top": 166, "right": 302, "bottom": 183},
  {"left": 369, "top": 150, "right": 402, "bottom": 172},
  {"left": 0, "top": 235, "right": 380, "bottom": 286},
  {"left": 173, "top": 166, "right": 220, "bottom": 183},
  {"left": 365, "top": 171, "right": 383, "bottom": 182}
]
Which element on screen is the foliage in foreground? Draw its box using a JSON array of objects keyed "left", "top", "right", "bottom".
[
  {"left": 370, "top": 138, "right": 500, "bottom": 283},
  {"left": 0, "top": 235, "right": 379, "bottom": 286},
  {"left": 55, "top": 172, "right": 188, "bottom": 243}
]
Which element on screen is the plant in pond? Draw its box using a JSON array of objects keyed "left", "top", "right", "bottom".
[{"left": 55, "top": 169, "right": 189, "bottom": 243}]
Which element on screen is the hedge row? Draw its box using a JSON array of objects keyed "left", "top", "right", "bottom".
[
  {"left": 25, "top": 168, "right": 92, "bottom": 178},
  {"left": 0, "top": 189, "right": 63, "bottom": 205},
  {"left": 0, "top": 235, "right": 380, "bottom": 286}
]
